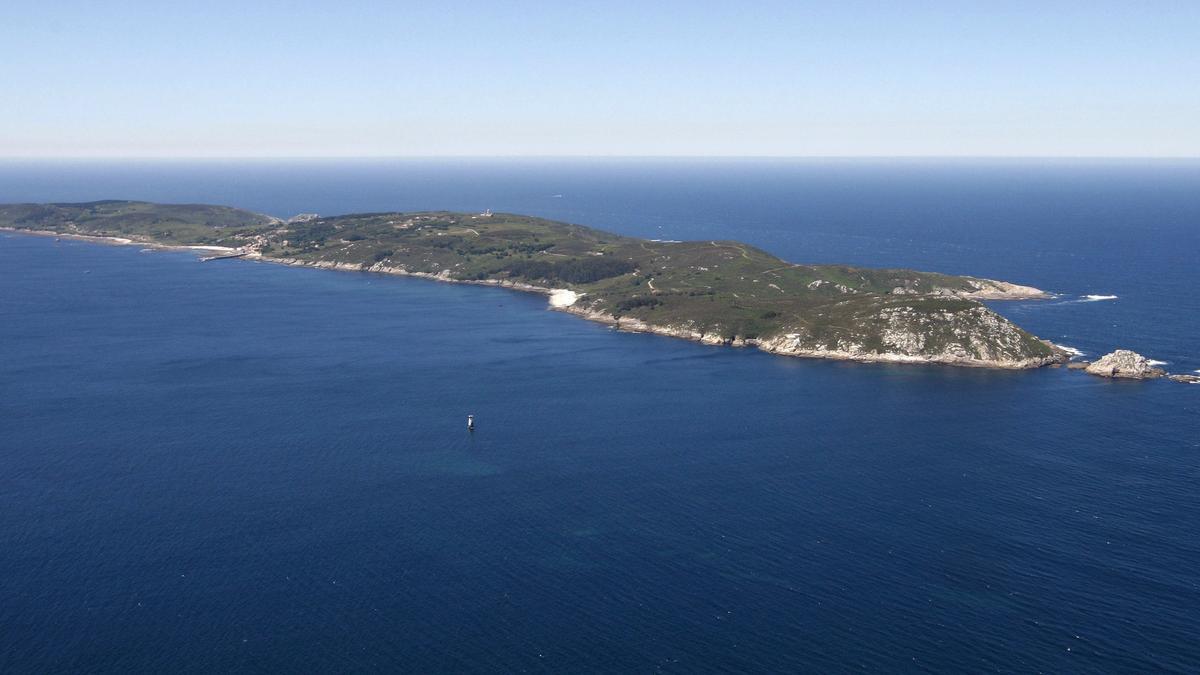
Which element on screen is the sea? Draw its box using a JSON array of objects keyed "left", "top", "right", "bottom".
[{"left": 1, "top": 159, "right": 1197, "bottom": 672}]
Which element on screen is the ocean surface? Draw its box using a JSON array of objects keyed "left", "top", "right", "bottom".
[{"left": 1, "top": 159, "right": 1198, "bottom": 672}]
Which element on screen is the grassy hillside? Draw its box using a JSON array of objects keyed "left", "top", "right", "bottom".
[
  {"left": 0, "top": 201, "right": 1060, "bottom": 365},
  {"left": 0, "top": 200, "right": 277, "bottom": 245}
]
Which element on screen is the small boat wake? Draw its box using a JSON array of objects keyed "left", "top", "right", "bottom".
[{"left": 1079, "top": 294, "right": 1118, "bottom": 302}]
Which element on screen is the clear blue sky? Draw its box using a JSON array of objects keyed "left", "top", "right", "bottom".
[{"left": 2, "top": 1, "right": 1197, "bottom": 157}]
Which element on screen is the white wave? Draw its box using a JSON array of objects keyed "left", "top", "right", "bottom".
[
  {"left": 1081, "top": 294, "right": 1118, "bottom": 302},
  {"left": 1052, "top": 343, "right": 1085, "bottom": 357},
  {"left": 1146, "top": 359, "right": 1169, "bottom": 366}
]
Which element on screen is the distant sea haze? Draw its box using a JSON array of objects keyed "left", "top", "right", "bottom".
[{"left": 1, "top": 159, "right": 1198, "bottom": 671}]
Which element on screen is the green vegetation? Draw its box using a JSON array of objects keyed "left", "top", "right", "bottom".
[
  {"left": 0, "top": 200, "right": 1061, "bottom": 365},
  {"left": 0, "top": 200, "right": 275, "bottom": 245}
]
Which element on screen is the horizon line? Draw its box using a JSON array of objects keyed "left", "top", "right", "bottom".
[{"left": 1, "top": 155, "right": 1198, "bottom": 162}]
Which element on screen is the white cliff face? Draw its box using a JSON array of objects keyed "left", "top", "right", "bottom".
[
  {"left": 548, "top": 289, "right": 579, "bottom": 307},
  {"left": 1084, "top": 350, "right": 1166, "bottom": 379}
]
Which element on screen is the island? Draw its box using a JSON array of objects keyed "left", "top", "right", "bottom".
[{"left": 1, "top": 200, "right": 1068, "bottom": 369}]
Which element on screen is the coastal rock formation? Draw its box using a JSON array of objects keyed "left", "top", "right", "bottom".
[
  {"left": 1084, "top": 350, "right": 1165, "bottom": 379},
  {"left": 753, "top": 304, "right": 1063, "bottom": 368},
  {"left": 548, "top": 289, "right": 579, "bottom": 308},
  {"left": 954, "top": 277, "right": 1051, "bottom": 300},
  {"left": 1168, "top": 374, "right": 1200, "bottom": 384},
  {"left": 561, "top": 301, "right": 1063, "bottom": 369},
  {"left": 1, "top": 200, "right": 1068, "bottom": 371}
]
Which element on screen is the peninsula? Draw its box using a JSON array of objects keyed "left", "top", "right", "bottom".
[{"left": 1, "top": 200, "right": 1066, "bottom": 369}]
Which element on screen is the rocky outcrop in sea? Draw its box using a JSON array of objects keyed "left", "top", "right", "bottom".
[{"left": 1083, "top": 350, "right": 1166, "bottom": 380}]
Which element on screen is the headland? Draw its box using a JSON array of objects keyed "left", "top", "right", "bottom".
[{"left": 1, "top": 200, "right": 1068, "bottom": 369}]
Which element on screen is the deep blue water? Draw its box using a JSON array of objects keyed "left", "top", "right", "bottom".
[{"left": 1, "top": 160, "right": 1198, "bottom": 672}]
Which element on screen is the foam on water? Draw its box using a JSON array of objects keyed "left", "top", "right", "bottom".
[{"left": 1053, "top": 343, "right": 1085, "bottom": 357}]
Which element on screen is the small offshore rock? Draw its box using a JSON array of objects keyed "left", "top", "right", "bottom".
[
  {"left": 1084, "top": 350, "right": 1165, "bottom": 379},
  {"left": 1168, "top": 374, "right": 1200, "bottom": 384}
]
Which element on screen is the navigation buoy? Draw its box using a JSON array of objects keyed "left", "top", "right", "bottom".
[{"left": 467, "top": 414, "right": 475, "bottom": 432}]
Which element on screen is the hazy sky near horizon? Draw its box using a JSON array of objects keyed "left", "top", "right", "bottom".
[{"left": 2, "top": 1, "right": 1198, "bottom": 157}]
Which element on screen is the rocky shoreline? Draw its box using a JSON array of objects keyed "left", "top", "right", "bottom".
[
  {"left": 556, "top": 303, "right": 1062, "bottom": 369},
  {"left": 0, "top": 205, "right": 1072, "bottom": 372},
  {"left": 7, "top": 226, "right": 1191, "bottom": 378},
  {"left": 957, "top": 278, "right": 1053, "bottom": 301},
  {"left": 263, "top": 254, "right": 1063, "bottom": 370}
]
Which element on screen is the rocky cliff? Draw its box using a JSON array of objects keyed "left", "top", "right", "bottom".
[
  {"left": 1084, "top": 350, "right": 1166, "bottom": 379},
  {"left": 1, "top": 201, "right": 1069, "bottom": 371}
]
